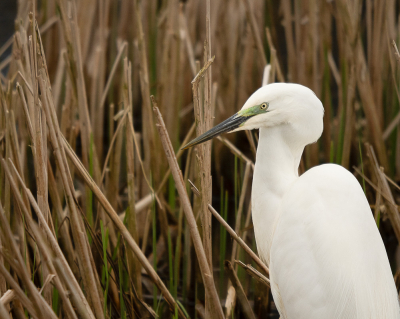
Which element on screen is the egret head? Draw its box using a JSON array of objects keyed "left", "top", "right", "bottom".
[{"left": 182, "top": 83, "right": 324, "bottom": 150}]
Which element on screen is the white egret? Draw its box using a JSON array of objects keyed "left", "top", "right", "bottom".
[{"left": 183, "top": 83, "right": 400, "bottom": 318}]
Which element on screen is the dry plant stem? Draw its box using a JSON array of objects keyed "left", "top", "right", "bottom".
[
  {"left": 225, "top": 261, "right": 256, "bottom": 319},
  {"left": 241, "top": 0, "right": 267, "bottom": 67},
  {"left": 27, "top": 222, "right": 78, "bottom": 319},
  {"left": 99, "top": 41, "right": 127, "bottom": 113},
  {"left": 234, "top": 260, "right": 270, "bottom": 287},
  {"left": 0, "top": 202, "right": 53, "bottom": 319},
  {"left": 153, "top": 104, "right": 225, "bottom": 319},
  {"left": 47, "top": 160, "right": 77, "bottom": 275},
  {"left": 3, "top": 158, "right": 90, "bottom": 319},
  {"left": 0, "top": 289, "right": 15, "bottom": 306},
  {"left": 216, "top": 136, "right": 255, "bottom": 169},
  {"left": 202, "top": 4, "right": 214, "bottom": 316},
  {"left": 8, "top": 160, "right": 77, "bottom": 319},
  {"left": 365, "top": 144, "right": 400, "bottom": 243},
  {"left": 60, "top": 136, "right": 186, "bottom": 319},
  {"left": 39, "top": 70, "right": 104, "bottom": 316},
  {"left": 208, "top": 204, "right": 270, "bottom": 276},
  {"left": 383, "top": 41, "right": 400, "bottom": 140},
  {"left": 191, "top": 58, "right": 215, "bottom": 286},
  {"left": 124, "top": 58, "right": 142, "bottom": 300},
  {"left": 352, "top": 166, "right": 397, "bottom": 205},
  {"left": 132, "top": 0, "right": 156, "bottom": 189},
  {"left": 0, "top": 299, "right": 11, "bottom": 319},
  {"left": 53, "top": 259, "right": 93, "bottom": 319},
  {"left": 118, "top": 123, "right": 196, "bottom": 221},
  {"left": 231, "top": 162, "right": 251, "bottom": 262},
  {"left": 36, "top": 71, "right": 99, "bottom": 319},
  {"left": 265, "top": 28, "right": 284, "bottom": 82},
  {"left": 0, "top": 262, "right": 38, "bottom": 318}
]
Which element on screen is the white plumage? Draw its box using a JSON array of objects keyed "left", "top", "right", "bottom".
[{"left": 239, "top": 83, "right": 400, "bottom": 318}]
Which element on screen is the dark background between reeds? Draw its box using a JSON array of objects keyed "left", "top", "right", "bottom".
[{"left": 0, "top": 0, "right": 400, "bottom": 318}]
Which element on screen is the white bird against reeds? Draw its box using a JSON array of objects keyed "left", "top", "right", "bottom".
[{"left": 183, "top": 83, "right": 400, "bottom": 319}]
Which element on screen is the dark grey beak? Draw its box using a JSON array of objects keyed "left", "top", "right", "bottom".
[{"left": 181, "top": 113, "right": 251, "bottom": 150}]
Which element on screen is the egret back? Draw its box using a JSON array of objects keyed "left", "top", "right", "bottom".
[{"left": 270, "top": 164, "right": 400, "bottom": 319}]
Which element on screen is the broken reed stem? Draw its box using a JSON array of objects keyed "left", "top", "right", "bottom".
[
  {"left": 60, "top": 135, "right": 186, "bottom": 319},
  {"left": 0, "top": 290, "right": 15, "bottom": 306},
  {"left": 208, "top": 204, "right": 270, "bottom": 277},
  {"left": 152, "top": 103, "right": 225, "bottom": 319},
  {"left": 224, "top": 261, "right": 256, "bottom": 319}
]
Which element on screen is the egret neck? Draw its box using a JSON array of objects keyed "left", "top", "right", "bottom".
[{"left": 252, "top": 125, "right": 304, "bottom": 266}]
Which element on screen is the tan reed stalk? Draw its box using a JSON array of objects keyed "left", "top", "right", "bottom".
[
  {"left": 225, "top": 260, "right": 256, "bottom": 319},
  {"left": 153, "top": 103, "right": 225, "bottom": 319},
  {"left": 61, "top": 135, "right": 186, "bottom": 318}
]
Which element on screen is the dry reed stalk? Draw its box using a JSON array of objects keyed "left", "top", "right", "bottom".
[
  {"left": 202, "top": 2, "right": 214, "bottom": 316},
  {"left": 208, "top": 204, "right": 269, "bottom": 276},
  {"left": 225, "top": 260, "right": 256, "bottom": 319},
  {"left": 265, "top": 28, "right": 284, "bottom": 83},
  {"left": 241, "top": 0, "right": 267, "bottom": 67},
  {"left": 118, "top": 122, "right": 196, "bottom": 221},
  {"left": 153, "top": 104, "right": 224, "bottom": 319},
  {"left": 132, "top": 0, "right": 156, "bottom": 191},
  {"left": 0, "top": 289, "right": 14, "bottom": 307},
  {"left": 0, "top": 262, "right": 39, "bottom": 319},
  {"left": 35, "top": 69, "right": 103, "bottom": 318},
  {"left": 25, "top": 222, "right": 78, "bottom": 319},
  {"left": 365, "top": 144, "right": 400, "bottom": 243},
  {"left": 337, "top": 0, "right": 388, "bottom": 168},
  {"left": 341, "top": 66, "right": 356, "bottom": 168},
  {"left": 123, "top": 58, "right": 143, "bottom": 303},
  {"left": 234, "top": 260, "right": 270, "bottom": 287},
  {"left": 352, "top": 166, "right": 398, "bottom": 206},
  {"left": 231, "top": 162, "right": 252, "bottom": 263},
  {"left": 191, "top": 56, "right": 215, "bottom": 313},
  {"left": 0, "top": 302, "right": 11, "bottom": 319},
  {"left": 36, "top": 69, "right": 101, "bottom": 319},
  {"left": 2, "top": 158, "right": 93, "bottom": 319},
  {"left": 374, "top": 178, "right": 383, "bottom": 225},
  {"left": 47, "top": 160, "right": 77, "bottom": 275},
  {"left": 383, "top": 40, "right": 400, "bottom": 141},
  {"left": 53, "top": 259, "right": 93, "bottom": 319},
  {"left": 216, "top": 136, "right": 255, "bottom": 169},
  {"left": 0, "top": 201, "right": 55, "bottom": 319},
  {"left": 281, "top": 0, "right": 296, "bottom": 81},
  {"left": 179, "top": 6, "right": 196, "bottom": 77},
  {"left": 60, "top": 135, "right": 186, "bottom": 318}
]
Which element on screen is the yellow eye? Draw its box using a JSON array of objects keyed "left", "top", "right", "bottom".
[{"left": 260, "top": 102, "right": 268, "bottom": 110}]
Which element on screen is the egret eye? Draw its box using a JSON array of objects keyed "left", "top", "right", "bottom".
[{"left": 260, "top": 102, "right": 268, "bottom": 110}]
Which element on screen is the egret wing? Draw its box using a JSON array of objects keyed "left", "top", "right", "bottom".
[{"left": 270, "top": 164, "right": 399, "bottom": 319}]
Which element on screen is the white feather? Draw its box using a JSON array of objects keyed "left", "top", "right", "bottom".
[{"left": 239, "top": 83, "right": 400, "bottom": 318}]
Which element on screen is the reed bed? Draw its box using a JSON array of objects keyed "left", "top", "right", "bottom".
[{"left": 0, "top": 0, "right": 400, "bottom": 318}]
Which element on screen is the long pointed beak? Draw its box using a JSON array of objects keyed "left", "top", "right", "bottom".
[{"left": 182, "top": 112, "right": 251, "bottom": 150}]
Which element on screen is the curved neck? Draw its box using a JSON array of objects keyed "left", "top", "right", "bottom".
[{"left": 251, "top": 127, "right": 304, "bottom": 265}]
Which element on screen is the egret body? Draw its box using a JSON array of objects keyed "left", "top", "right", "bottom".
[{"left": 183, "top": 83, "right": 400, "bottom": 318}]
